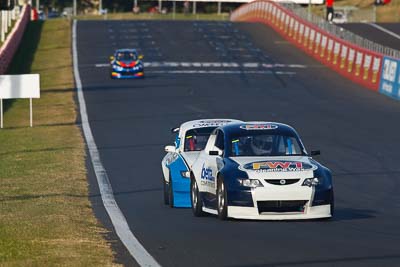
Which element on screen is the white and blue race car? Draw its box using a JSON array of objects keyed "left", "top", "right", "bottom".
[
  {"left": 161, "top": 119, "right": 241, "bottom": 208},
  {"left": 190, "top": 122, "right": 334, "bottom": 220}
]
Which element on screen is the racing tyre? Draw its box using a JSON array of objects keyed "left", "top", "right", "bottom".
[
  {"left": 191, "top": 178, "right": 204, "bottom": 217},
  {"left": 168, "top": 175, "right": 174, "bottom": 208},
  {"left": 217, "top": 178, "right": 228, "bottom": 220},
  {"left": 163, "top": 178, "right": 169, "bottom": 205},
  {"left": 330, "top": 190, "right": 335, "bottom": 217}
]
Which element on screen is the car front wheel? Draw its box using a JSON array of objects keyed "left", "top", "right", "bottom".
[
  {"left": 191, "top": 178, "right": 204, "bottom": 217},
  {"left": 217, "top": 178, "right": 228, "bottom": 220}
]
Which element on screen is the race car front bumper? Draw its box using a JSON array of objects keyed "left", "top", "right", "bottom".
[
  {"left": 226, "top": 186, "right": 332, "bottom": 220},
  {"left": 227, "top": 204, "right": 331, "bottom": 220},
  {"left": 111, "top": 71, "right": 144, "bottom": 79}
]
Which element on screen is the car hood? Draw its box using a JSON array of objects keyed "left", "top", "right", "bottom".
[
  {"left": 114, "top": 60, "right": 139, "bottom": 67},
  {"left": 229, "top": 156, "right": 317, "bottom": 179}
]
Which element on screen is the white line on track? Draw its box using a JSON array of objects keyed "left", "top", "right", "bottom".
[
  {"left": 367, "top": 23, "right": 400, "bottom": 40},
  {"left": 147, "top": 70, "right": 296, "bottom": 75},
  {"left": 94, "top": 62, "right": 307, "bottom": 68},
  {"left": 72, "top": 20, "right": 161, "bottom": 267}
]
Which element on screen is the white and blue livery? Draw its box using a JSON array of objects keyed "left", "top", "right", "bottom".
[
  {"left": 190, "top": 122, "right": 334, "bottom": 220},
  {"left": 161, "top": 119, "right": 241, "bottom": 208}
]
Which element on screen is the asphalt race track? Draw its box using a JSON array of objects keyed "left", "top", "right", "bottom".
[
  {"left": 76, "top": 20, "right": 400, "bottom": 267},
  {"left": 340, "top": 23, "right": 400, "bottom": 51}
]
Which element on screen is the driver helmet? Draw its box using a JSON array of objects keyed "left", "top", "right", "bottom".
[{"left": 250, "top": 135, "right": 273, "bottom": 155}]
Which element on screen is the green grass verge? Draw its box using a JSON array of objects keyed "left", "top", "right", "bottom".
[
  {"left": 0, "top": 19, "right": 119, "bottom": 266},
  {"left": 77, "top": 12, "right": 229, "bottom": 21}
]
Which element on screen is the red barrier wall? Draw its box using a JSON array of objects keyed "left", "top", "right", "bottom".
[
  {"left": 0, "top": 5, "right": 31, "bottom": 74},
  {"left": 231, "top": 1, "right": 382, "bottom": 91}
]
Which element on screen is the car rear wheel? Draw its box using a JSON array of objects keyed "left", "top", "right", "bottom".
[
  {"left": 217, "top": 178, "right": 228, "bottom": 220},
  {"left": 163, "top": 178, "right": 169, "bottom": 205},
  {"left": 168, "top": 175, "right": 174, "bottom": 208},
  {"left": 191, "top": 178, "right": 204, "bottom": 217}
]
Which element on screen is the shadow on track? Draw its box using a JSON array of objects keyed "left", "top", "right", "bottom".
[
  {"left": 225, "top": 253, "right": 400, "bottom": 267},
  {"left": 331, "top": 208, "right": 376, "bottom": 221}
]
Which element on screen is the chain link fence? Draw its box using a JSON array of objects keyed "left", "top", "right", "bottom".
[{"left": 282, "top": 3, "right": 400, "bottom": 59}]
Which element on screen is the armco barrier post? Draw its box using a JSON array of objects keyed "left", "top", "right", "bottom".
[
  {"left": 320, "top": 35, "right": 327, "bottom": 58},
  {"left": 275, "top": 7, "right": 280, "bottom": 27},
  {"left": 333, "top": 42, "right": 340, "bottom": 65},
  {"left": 293, "top": 21, "right": 299, "bottom": 41},
  {"left": 314, "top": 32, "right": 321, "bottom": 54},
  {"left": 271, "top": 6, "right": 275, "bottom": 25},
  {"left": 288, "top": 18, "right": 294, "bottom": 38},
  {"left": 355, "top": 52, "right": 363, "bottom": 77},
  {"left": 348, "top": 48, "right": 355, "bottom": 73},
  {"left": 303, "top": 26, "right": 309, "bottom": 47},
  {"left": 308, "top": 29, "right": 315, "bottom": 51},
  {"left": 255, "top": 2, "right": 259, "bottom": 18},
  {"left": 372, "top": 57, "right": 381, "bottom": 84},
  {"left": 284, "top": 14, "right": 289, "bottom": 34},
  {"left": 363, "top": 55, "right": 372, "bottom": 81},
  {"left": 298, "top": 23, "right": 304, "bottom": 44},
  {"left": 340, "top": 45, "right": 348, "bottom": 69},
  {"left": 277, "top": 9, "right": 282, "bottom": 28},
  {"left": 327, "top": 39, "right": 333, "bottom": 62},
  {"left": 265, "top": 3, "right": 269, "bottom": 20}
]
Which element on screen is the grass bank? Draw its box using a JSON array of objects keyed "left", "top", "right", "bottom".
[
  {"left": 0, "top": 19, "right": 118, "bottom": 266},
  {"left": 312, "top": 0, "right": 400, "bottom": 22}
]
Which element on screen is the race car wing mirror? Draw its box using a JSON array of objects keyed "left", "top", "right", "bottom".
[
  {"left": 138, "top": 55, "right": 144, "bottom": 60},
  {"left": 310, "top": 150, "right": 321, "bottom": 156},
  {"left": 171, "top": 127, "right": 179, "bottom": 133},
  {"left": 165, "top": 145, "right": 176, "bottom": 153}
]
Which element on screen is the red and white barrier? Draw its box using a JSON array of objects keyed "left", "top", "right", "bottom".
[
  {"left": 0, "top": 5, "right": 30, "bottom": 75},
  {"left": 230, "top": 1, "right": 382, "bottom": 91}
]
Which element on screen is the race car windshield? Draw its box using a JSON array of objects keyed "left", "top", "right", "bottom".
[
  {"left": 229, "top": 133, "right": 305, "bottom": 157},
  {"left": 184, "top": 127, "right": 215, "bottom": 152},
  {"left": 116, "top": 52, "right": 137, "bottom": 61}
]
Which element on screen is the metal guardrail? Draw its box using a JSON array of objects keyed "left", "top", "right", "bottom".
[
  {"left": 281, "top": 3, "right": 400, "bottom": 59},
  {"left": 0, "top": 6, "right": 21, "bottom": 43}
]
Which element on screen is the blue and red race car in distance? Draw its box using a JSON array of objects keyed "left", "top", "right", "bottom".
[{"left": 110, "top": 49, "right": 144, "bottom": 79}]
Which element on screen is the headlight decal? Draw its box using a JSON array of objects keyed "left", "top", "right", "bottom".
[
  {"left": 302, "top": 177, "right": 320, "bottom": 187},
  {"left": 113, "top": 65, "right": 124, "bottom": 71},
  {"left": 238, "top": 178, "right": 263, "bottom": 188}
]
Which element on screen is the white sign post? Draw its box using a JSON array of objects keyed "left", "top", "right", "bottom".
[{"left": 0, "top": 74, "right": 40, "bottom": 128}]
